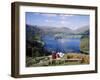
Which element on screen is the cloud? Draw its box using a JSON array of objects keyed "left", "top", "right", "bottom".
[
  {"left": 45, "top": 19, "right": 53, "bottom": 23},
  {"left": 60, "top": 14, "right": 75, "bottom": 20},
  {"left": 43, "top": 14, "right": 75, "bottom": 17},
  {"left": 60, "top": 16, "right": 67, "bottom": 20},
  {"left": 63, "top": 14, "right": 75, "bottom": 17},
  {"left": 40, "top": 13, "right": 58, "bottom": 17},
  {"left": 60, "top": 21, "right": 66, "bottom": 24},
  {"left": 31, "top": 13, "right": 75, "bottom": 21}
]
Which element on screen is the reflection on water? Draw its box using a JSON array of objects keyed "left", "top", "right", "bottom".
[{"left": 42, "top": 35, "right": 80, "bottom": 53}]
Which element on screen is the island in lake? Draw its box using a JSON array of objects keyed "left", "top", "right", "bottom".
[{"left": 26, "top": 12, "right": 90, "bottom": 67}]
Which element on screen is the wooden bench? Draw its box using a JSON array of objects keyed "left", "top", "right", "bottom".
[
  {"left": 50, "top": 58, "right": 82, "bottom": 64},
  {"left": 64, "top": 59, "right": 82, "bottom": 62}
]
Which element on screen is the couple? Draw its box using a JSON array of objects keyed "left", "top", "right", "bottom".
[{"left": 52, "top": 51, "right": 64, "bottom": 59}]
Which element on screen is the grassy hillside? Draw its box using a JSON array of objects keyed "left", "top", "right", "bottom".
[
  {"left": 26, "top": 53, "right": 89, "bottom": 67},
  {"left": 80, "top": 35, "right": 89, "bottom": 54}
]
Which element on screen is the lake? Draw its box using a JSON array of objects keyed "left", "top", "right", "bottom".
[{"left": 42, "top": 35, "right": 81, "bottom": 53}]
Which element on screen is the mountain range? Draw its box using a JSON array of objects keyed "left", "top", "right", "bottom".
[{"left": 26, "top": 24, "right": 89, "bottom": 36}]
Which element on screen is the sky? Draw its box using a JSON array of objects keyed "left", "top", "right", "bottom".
[{"left": 26, "top": 12, "right": 89, "bottom": 30}]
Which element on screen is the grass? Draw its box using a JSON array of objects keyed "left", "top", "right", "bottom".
[
  {"left": 26, "top": 53, "right": 89, "bottom": 67},
  {"left": 80, "top": 35, "right": 89, "bottom": 54},
  {"left": 65, "top": 53, "right": 89, "bottom": 64}
]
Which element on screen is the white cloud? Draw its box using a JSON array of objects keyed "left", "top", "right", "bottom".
[
  {"left": 60, "top": 16, "right": 68, "bottom": 20},
  {"left": 40, "top": 13, "right": 58, "bottom": 17},
  {"left": 63, "top": 14, "right": 75, "bottom": 17},
  {"left": 59, "top": 14, "right": 75, "bottom": 20},
  {"left": 40, "top": 13, "right": 75, "bottom": 17},
  {"left": 45, "top": 19, "right": 49, "bottom": 22},
  {"left": 45, "top": 19, "right": 53, "bottom": 23},
  {"left": 60, "top": 21, "right": 66, "bottom": 24}
]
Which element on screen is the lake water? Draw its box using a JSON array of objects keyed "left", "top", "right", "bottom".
[{"left": 42, "top": 35, "right": 81, "bottom": 53}]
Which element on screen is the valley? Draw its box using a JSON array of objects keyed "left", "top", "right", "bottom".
[{"left": 26, "top": 24, "right": 89, "bottom": 67}]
